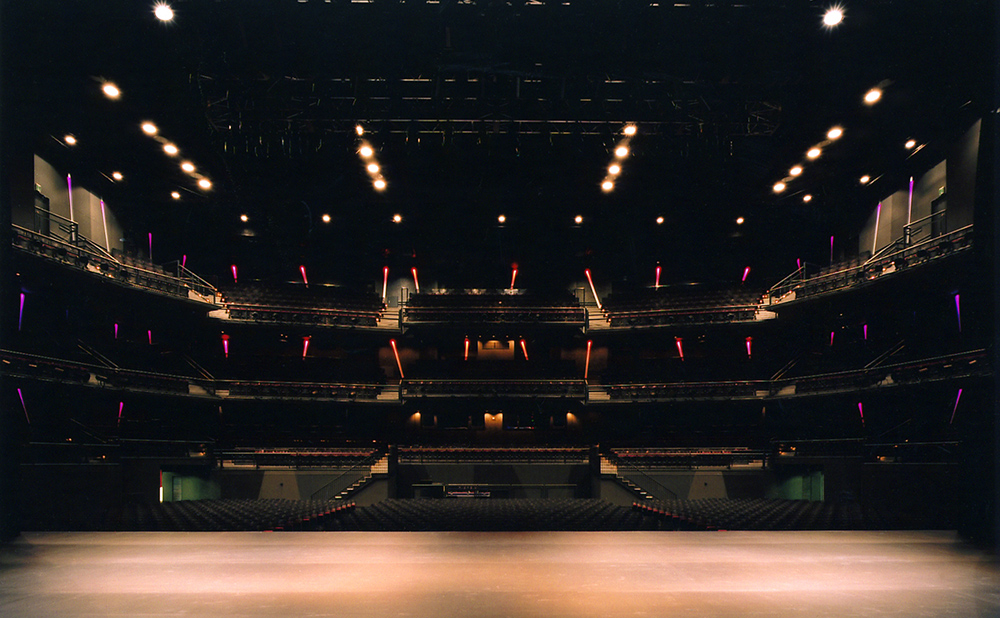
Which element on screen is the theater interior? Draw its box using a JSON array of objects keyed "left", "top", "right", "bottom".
[{"left": 1, "top": 1, "right": 998, "bottom": 616}]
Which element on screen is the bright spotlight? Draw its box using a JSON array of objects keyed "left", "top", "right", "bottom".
[
  {"left": 392, "top": 214, "right": 402, "bottom": 223},
  {"left": 859, "top": 175, "right": 871, "bottom": 184},
  {"left": 197, "top": 178, "right": 212, "bottom": 190},
  {"left": 240, "top": 214, "right": 249, "bottom": 223},
  {"left": 574, "top": 215, "right": 584, "bottom": 225},
  {"left": 64, "top": 135, "right": 77, "bottom": 145},
  {"left": 904, "top": 139, "right": 917, "bottom": 149},
  {"left": 374, "top": 179, "right": 387, "bottom": 190},
  {"left": 170, "top": 191, "right": 181, "bottom": 200},
  {"left": 180, "top": 161, "right": 195, "bottom": 173},
  {"left": 864, "top": 88, "right": 882, "bottom": 104},
  {"left": 154, "top": 3, "right": 174, "bottom": 21},
  {"left": 736, "top": 216, "right": 745, "bottom": 224},
  {"left": 789, "top": 165, "right": 803, "bottom": 176},
  {"left": 102, "top": 83, "right": 121, "bottom": 99},
  {"left": 822, "top": 7, "right": 844, "bottom": 27},
  {"left": 359, "top": 145, "right": 373, "bottom": 158},
  {"left": 141, "top": 122, "right": 158, "bottom": 135},
  {"left": 322, "top": 214, "right": 331, "bottom": 223},
  {"left": 355, "top": 125, "right": 365, "bottom": 136},
  {"left": 827, "top": 126, "right": 843, "bottom": 140},
  {"left": 111, "top": 171, "right": 123, "bottom": 181},
  {"left": 367, "top": 163, "right": 380, "bottom": 174},
  {"left": 773, "top": 182, "right": 787, "bottom": 193},
  {"left": 623, "top": 125, "right": 637, "bottom": 136},
  {"left": 806, "top": 147, "right": 822, "bottom": 159},
  {"left": 614, "top": 145, "right": 629, "bottom": 158},
  {"left": 498, "top": 214, "right": 506, "bottom": 224},
  {"left": 656, "top": 216, "right": 664, "bottom": 225},
  {"left": 163, "top": 143, "right": 179, "bottom": 156},
  {"left": 803, "top": 194, "right": 813, "bottom": 203},
  {"left": 601, "top": 180, "right": 614, "bottom": 192},
  {"left": 608, "top": 164, "right": 621, "bottom": 175}
]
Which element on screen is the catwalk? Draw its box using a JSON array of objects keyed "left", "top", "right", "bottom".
[{"left": 2, "top": 530, "right": 998, "bottom": 617}]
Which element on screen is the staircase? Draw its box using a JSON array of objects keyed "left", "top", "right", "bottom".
[
  {"left": 334, "top": 453, "right": 390, "bottom": 501},
  {"left": 600, "top": 456, "right": 653, "bottom": 501}
]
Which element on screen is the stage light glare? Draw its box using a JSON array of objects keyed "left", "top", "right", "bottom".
[
  {"left": 827, "top": 126, "right": 843, "bottom": 140},
  {"left": 64, "top": 135, "right": 77, "bottom": 145},
  {"left": 803, "top": 194, "right": 813, "bottom": 203},
  {"left": 102, "top": 83, "right": 121, "bottom": 99},
  {"left": 575, "top": 215, "right": 583, "bottom": 225},
  {"left": 154, "top": 3, "right": 174, "bottom": 21},
  {"left": 197, "top": 178, "right": 212, "bottom": 190},
  {"left": 163, "top": 143, "right": 179, "bottom": 156},
  {"left": 170, "top": 191, "right": 181, "bottom": 199},
  {"left": 240, "top": 214, "right": 248, "bottom": 223},
  {"left": 773, "top": 182, "right": 786, "bottom": 193},
  {"left": 806, "top": 147, "right": 821, "bottom": 159},
  {"left": 822, "top": 7, "right": 843, "bottom": 26},
  {"left": 864, "top": 88, "right": 882, "bottom": 104},
  {"left": 498, "top": 214, "right": 506, "bottom": 224},
  {"left": 623, "top": 124, "right": 637, "bottom": 136},
  {"left": 614, "top": 145, "right": 629, "bottom": 158},
  {"left": 322, "top": 214, "right": 331, "bottom": 223},
  {"left": 367, "top": 163, "right": 380, "bottom": 174},
  {"left": 180, "top": 161, "right": 195, "bottom": 173},
  {"left": 904, "top": 139, "right": 917, "bottom": 149},
  {"left": 608, "top": 164, "right": 621, "bottom": 175},
  {"left": 359, "top": 145, "right": 373, "bottom": 158},
  {"left": 392, "top": 214, "right": 402, "bottom": 223},
  {"left": 141, "top": 122, "right": 158, "bottom": 135},
  {"left": 355, "top": 125, "right": 364, "bottom": 136},
  {"left": 112, "top": 171, "right": 123, "bottom": 181},
  {"left": 601, "top": 180, "right": 614, "bottom": 192},
  {"left": 656, "top": 216, "right": 664, "bottom": 225},
  {"left": 374, "top": 179, "right": 387, "bottom": 190},
  {"left": 789, "top": 165, "right": 803, "bottom": 176},
  {"left": 736, "top": 216, "right": 745, "bottom": 224}
]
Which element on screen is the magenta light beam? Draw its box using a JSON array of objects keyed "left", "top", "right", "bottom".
[
  {"left": 857, "top": 402, "right": 864, "bottom": 426},
  {"left": 510, "top": 268, "right": 518, "bottom": 290},
  {"left": 17, "top": 388, "right": 29, "bottom": 424},
  {"left": 954, "top": 293, "right": 961, "bottom": 332},
  {"left": 907, "top": 176, "right": 914, "bottom": 226},
  {"left": 221, "top": 334, "right": 229, "bottom": 358},
  {"left": 675, "top": 336, "right": 684, "bottom": 361},
  {"left": 745, "top": 336, "right": 752, "bottom": 359},
  {"left": 302, "top": 336, "right": 311, "bottom": 359},
  {"left": 830, "top": 235, "right": 835, "bottom": 264},
  {"left": 797, "top": 258, "right": 802, "bottom": 271},
  {"left": 231, "top": 264, "right": 238, "bottom": 283},
  {"left": 118, "top": 401, "right": 124, "bottom": 426},
  {"left": 585, "top": 269, "right": 602, "bottom": 310},
  {"left": 148, "top": 330, "right": 153, "bottom": 345},
  {"left": 18, "top": 292, "right": 24, "bottom": 331},
  {"left": 300, "top": 265, "right": 308, "bottom": 286},
  {"left": 114, "top": 323, "right": 119, "bottom": 339},
  {"left": 950, "top": 388, "right": 963, "bottom": 424},
  {"left": 863, "top": 323, "right": 868, "bottom": 340},
  {"left": 655, "top": 265, "right": 661, "bottom": 289},
  {"left": 830, "top": 331, "right": 835, "bottom": 346},
  {"left": 148, "top": 232, "right": 153, "bottom": 262},
  {"left": 181, "top": 255, "right": 187, "bottom": 270},
  {"left": 741, "top": 266, "right": 751, "bottom": 283}
]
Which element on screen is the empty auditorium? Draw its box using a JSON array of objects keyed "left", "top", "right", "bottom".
[{"left": 1, "top": 1, "right": 998, "bottom": 616}]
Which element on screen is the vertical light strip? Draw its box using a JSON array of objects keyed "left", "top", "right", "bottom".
[
  {"left": 382, "top": 267, "right": 389, "bottom": 302},
  {"left": 829, "top": 236, "right": 835, "bottom": 264},
  {"left": 857, "top": 402, "right": 864, "bottom": 426},
  {"left": 100, "top": 200, "right": 110, "bottom": 251},
  {"left": 464, "top": 337, "right": 470, "bottom": 361},
  {"left": 411, "top": 268, "right": 420, "bottom": 294},
  {"left": 302, "top": 336, "right": 311, "bottom": 359},
  {"left": 17, "top": 388, "right": 29, "bottom": 424},
  {"left": 954, "top": 293, "right": 961, "bottom": 332},
  {"left": 907, "top": 176, "right": 914, "bottom": 226},
  {"left": 950, "top": 388, "right": 963, "bottom": 424},
  {"left": 585, "top": 269, "right": 602, "bottom": 310},
  {"left": 67, "top": 174, "right": 74, "bottom": 221},
  {"left": 390, "top": 339, "right": 405, "bottom": 379},
  {"left": 300, "top": 265, "right": 308, "bottom": 286},
  {"left": 148, "top": 233, "right": 153, "bottom": 262},
  {"left": 872, "top": 203, "right": 882, "bottom": 256},
  {"left": 519, "top": 339, "right": 529, "bottom": 361},
  {"left": 510, "top": 268, "right": 518, "bottom": 291},
  {"left": 674, "top": 336, "right": 684, "bottom": 361},
  {"left": 741, "top": 266, "right": 751, "bottom": 282},
  {"left": 745, "top": 336, "right": 752, "bottom": 359},
  {"left": 584, "top": 340, "right": 592, "bottom": 380},
  {"left": 655, "top": 265, "right": 661, "bottom": 289},
  {"left": 18, "top": 293, "right": 24, "bottom": 331}
]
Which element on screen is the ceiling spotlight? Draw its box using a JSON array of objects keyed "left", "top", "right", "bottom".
[
  {"left": 623, "top": 125, "right": 637, "bottom": 136},
  {"left": 240, "top": 214, "right": 249, "bottom": 223},
  {"left": 64, "top": 135, "right": 77, "bottom": 145},
  {"left": 608, "top": 164, "right": 621, "bottom": 175},
  {"left": 498, "top": 214, "right": 506, "bottom": 224},
  {"left": 355, "top": 125, "right": 365, "bottom": 136},
  {"left": 614, "top": 145, "right": 629, "bottom": 158},
  {"left": 803, "top": 194, "right": 813, "bottom": 203},
  {"left": 163, "top": 143, "right": 179, "bottom": 156},
  {"left": 170, "top": 191, "right": 181, "bottom": 200},
  {"left": 656, "top": 216, "right": 664, "bottom": 225},
  {"left": 822, "top": 6, "right": 844, "bottom": 27},
  {"left": 392, "top": 214, "right": 402, "bottom": 223},
  {"left": 197, "top": 178, "right": 212, "bottom": 190},
  {"left": 736, "top": 216, "right": 745, "bottom": 225},
  {"left": 806, "top": 147, "right": 822, "bottom": 159},
  {"left": 859, "top": 175, "right": 871, "bottom": 184},
  {"left": 359, "top": 145, "right": 373, "bottom": 158},
  {"left": 789, "top": 165, "right": 803, "bottom": 176},
  {"left": 374, "top": 179, "right": 387, "bottom": 190},
  {"left": 601, "top": 180, "right": 614, "bottom": 192},
  {"left": 321, "top": 214, "right": 331, "bottom": 223},
  {"left": 141, "top": 122, "right": 158, "bottom": 135},
  {"left": 773, "top": 182, "right": 787, "bottom": 193},
  {"left": 102, "top": 83, "right": 121, "bottom": 99},
  {"left": 111, "top": 171, "right": 123, "bottom": 181},
  {"left": 180, "top": 161, "right": 195, "bottom": 173},
  {"left": 367, "top": 163, "right": 380, "bottom": 174},
  {"left": 153, "top": 3, "right": 174, "bottom": 22},
  {"left": 864, "top": 88, "right": 882, "bottom": 105},
  {"left": 904, "top": 139, "right": 917, "bottom": 149},
  {"left": 827, "top": 127, "right": 844, "bottom": 140},
  {"left": 574, "top": 215, "right": 584, "bottom": 225}
]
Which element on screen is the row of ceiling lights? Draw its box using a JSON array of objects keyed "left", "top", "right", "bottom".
[
  {"left": 356, "top": 125, "right": 387, "bottom": 192},
  {"left": 600, "top": 124, "right": 636, "bottom": 193}
]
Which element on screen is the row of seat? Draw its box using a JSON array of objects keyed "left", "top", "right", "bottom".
[
  {"left": 398, "top": 446, "right": 589, "bottom": 464},
  {"left": 636, "top": 497, "right": 876, "bottom": 531}
]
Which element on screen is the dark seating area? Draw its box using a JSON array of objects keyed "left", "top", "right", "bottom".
[
  {"left": 402, "top": 379, "right": 586, "bottom": 398},
  {"left": 398, "top": 446, "right": 589, "bottom": 464},
  {"left": 403, "top": 292, "right": 585, "bottom": 325},
  {"left": 220, "top": 282, "right": 384, "bottom": 328},
  {"left": 102, "top": 499, "right": 357, "bottom": 532},
  {"left": 611, "top": 447, "right": 767, "bottom": 469},
  {"left": 634, "top": 497, "right": 881, "bottom": 531},
  {"left": 604, "top": 286, "right": 765, "bottom": 328},
  {"left": 219, "top": 447, "right": 379, "bottom": 468}
]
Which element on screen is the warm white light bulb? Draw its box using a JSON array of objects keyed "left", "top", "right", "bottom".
[
  {"left": 773, "top": 182, "right": 787, "bottom": 193},
  {"left": 154, "top": 3, "right": 174, "bottom": 22},
  {"left": 198, "top": 178, "right": 212, "bottom": 190},
  {"left": 141, "top": 122, "right": 158, "bottom": 135},
  {"left": 102, "top": 83, "right": 121, "bottom": 99},
  {"left": 164, "top": 143, "right": 179, "bottom": 156}
]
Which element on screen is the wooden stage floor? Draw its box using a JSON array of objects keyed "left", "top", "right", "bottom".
[{"left": 2, "top": 530, "right": 998, "bottom": 617}]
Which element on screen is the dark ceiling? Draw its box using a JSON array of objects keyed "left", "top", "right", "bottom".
[{"left": 13, "top": 0, "right": 993, "bottom": 291}]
